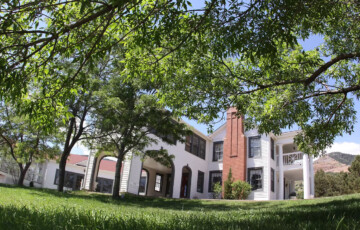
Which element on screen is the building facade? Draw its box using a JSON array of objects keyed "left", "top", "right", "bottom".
[{"left": 83, "top": 108, "right": 315, "bottom": 200}]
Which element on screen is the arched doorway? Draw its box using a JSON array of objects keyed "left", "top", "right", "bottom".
[
  {"left": 180, "top": 166, "right": 192, "bottom": 198},
  {"left": 94, "top": 156, "right": 117, "bottom": 193},
  {"left": 139, "top": 157, "right": 174, "bottom": 198},
  {"left": 138, "top": 169, "right": 149, "bottom": 196}
]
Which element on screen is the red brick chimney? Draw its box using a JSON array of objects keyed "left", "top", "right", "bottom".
[{"left": 222, "top": 108, "right": 247, "bottom": 185}]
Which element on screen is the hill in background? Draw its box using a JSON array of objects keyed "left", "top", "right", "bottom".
[{"left": 314, "top": 152, "right": 357, "bottom": 173}]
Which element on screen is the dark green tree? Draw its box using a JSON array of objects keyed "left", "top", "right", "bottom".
[
  {"left": 89, "top": 75, "right": 189, "bottom": 199},
  {"left": 0, "top": 102, "right": 61, "bottom": 185},
  {"left": 224, "top": 168, "right": 234, "bottom": 199}
]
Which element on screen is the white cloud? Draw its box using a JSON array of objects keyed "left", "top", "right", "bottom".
[
  {"left": 326, "top": 142, "right": 360, "bottom": 155},
  {"left": 71, "top": 141, "right": 91, "bottom": 155}
]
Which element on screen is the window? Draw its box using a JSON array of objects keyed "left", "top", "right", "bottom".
[
  {"left": 197, "top": 171, "right": 204, "bottom": 193},
  {"left": 185, "top": 133, "right": 206, "bottom": 160},
  {"left": 213, "top": 141, "right": 223, "bottom": 161},
  {"left": 96, "top": 177, "right": 114, "bottom": 194},
  {"left": 271, "top": 138, "right": 275, "bottom": 160},
  {"left": 249, "top": 136, "right": 261, "bottom": 158},
  {"left": 54, "top": 169, "right": 84, "bottom": 191},
  {"left": 248, "top": 168, "right": 263, "bottom": 191},
  {"left": 150, "top": 128, "right": 177, "bottom": 145},
  {"left": 208, "top": 171, "right": 222, "bottom": 192},
  {"left": 139, "top": 169, "right": 148, "bottom": 195},
  {"left": 271, "top": 168, "right": 275, "bottom": 192},
  {"left": 154, "top": 174, "right": 163, "bottom": 192}
]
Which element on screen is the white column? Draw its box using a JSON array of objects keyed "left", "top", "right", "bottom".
[
  {"left": 83, "top": 151, "right": 96, "bottom": 190},
  {"left": 278, "top": 144, "right": 284, "bottom": 200},
  {"left": 309, "top": 155, "right": 315, "bottom": 198},
  {"left": 303, "top": 154, "right": 310, "bottom": 199}
]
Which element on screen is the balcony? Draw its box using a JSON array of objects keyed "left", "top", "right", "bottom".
[{"left": 276, "top": 151, "right": 303, "bottom": 166}]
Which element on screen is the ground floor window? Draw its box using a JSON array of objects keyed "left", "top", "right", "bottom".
[
  {"left": 155, "top": 173, "right": 163, "bottom": 192},
  {"left": 197, "top": 171, "right": 204, "bottom": 193},
  {"left": 139, "top": 169, "right": 149, "bottom": 195},
  {"left": 96, "top": 177, "right": 113, "bottom": 194},
  {"left": 271, "top": 168, "right": 275, "bottom": 192},
  {"left": 208, "top": 171, "right": 222, "bottom": 192},
  {"left": 248, "top": 168, "right": 263, "bottom": 191},
  {"left": 54, "top": 169, "right": 84, "bottom": 191}
]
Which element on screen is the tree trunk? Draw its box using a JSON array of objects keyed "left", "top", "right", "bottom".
[
  {"left": 17, "top": 163, "right": 31, "bottom": 186},
  {"left": 58, "top": 150, "right": 70, "bottom": 192},
  {"left": 112, "top": 152, "right": 124, "bottom": 199}
]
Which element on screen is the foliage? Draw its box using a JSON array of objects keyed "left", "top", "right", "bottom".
[
  {"left": 348, "top": 155, "right": 360, "bottom": 178},
  {"left": 0, "top": 0, "right": 209, "bottom": 129},
  {"left": 222, "top": 168, "right": 251, "bottom": 200},
  {"left": 151, "top": 0, "right": 360, "bottom": 156},
  {"left": 223, "top": 168, "right": 233, "bottom": 199},
  {"left": 315, "top": 156, "right": 360, "bottom": 198},
  {"left": 0, "top": 102, "right": 61, "bottom": 185},
  {"left": 1, "top": 185, "right": 360, "bottom": 230},
  {"left": 212, "top": 182, "right": 222, "bottom": 199},
  {"left": 88, "top": 74, "right": 190, "bottom": 198},
  {"left": 231, "top": 180, "right": 251, "bottom": 200},
  {"left": 1, "top": 0, "right": 360, "bottom": 157},
  {"left": 296, "top": 190, "right": 304, "bottom": 200}
]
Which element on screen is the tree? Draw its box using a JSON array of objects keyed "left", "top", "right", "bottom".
[
  {"left": 1, "top": 0, "right": 360, "bottom": 156},
  {"left": 0, "top": 0, "right": 215, "bottom": 127},
  {"left": 223, "top": 168, "right": 233, "bottom": 199},
  {"left": 55, "top": 60, "right": 107, "bottom": 192},
  {"left": 347, "top": 156, "right": 360, "bottom": 192},
  {"left": 0, "top": 102, "right": 61, "bottom": 186},
  {"left": 315, "top": 170, "right": 330, "bottom": 197},
  {"left": 89, "top": 75, "right": 189, "bottom": 198},
  {"left": 145, "top": 0, "right": 360, "bottom": 156}
]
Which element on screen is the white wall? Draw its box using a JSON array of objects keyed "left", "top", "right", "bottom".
[{"left": 245, "top": 129, "right": 270, "bottom": 201}]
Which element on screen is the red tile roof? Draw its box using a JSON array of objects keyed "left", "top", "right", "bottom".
[{"left": 67, "top": 154, "right": 117, "bottom": 173}]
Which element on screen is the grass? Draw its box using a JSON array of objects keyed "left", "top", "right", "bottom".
[{"left": 0, "top": 184, "right": 359, "bottom": 230}]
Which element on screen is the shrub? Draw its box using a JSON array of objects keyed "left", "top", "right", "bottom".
[
  {"left": 224, "top": 168, "right": 234, "bottom": 199},
  {"left": 231, "top": 180, "right": 251, "bottom": 200},
  {"left": 212, "top": 182, "right": 222, "bottom": 199},
  {"left": 296, "top": 190, "right": 304, "bottom": 199}
]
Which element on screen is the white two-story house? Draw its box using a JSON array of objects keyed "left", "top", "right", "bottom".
[{"left": 82, "top": 108, "right": 315, "bottom": 200}]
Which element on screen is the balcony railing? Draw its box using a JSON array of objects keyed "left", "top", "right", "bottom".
[{"left": 276, "top": 152, "right": 303, "bottom": 166}]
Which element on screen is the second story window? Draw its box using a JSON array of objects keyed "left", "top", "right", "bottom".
[
  {"left": 249, "top": 136, "right": 261, "bottom": 158},
  {"left": 271, "top": 138, "right": 275, "bottom": 160},
  {"left": 185, "top": 133, "right": 206, "bottom": 160},
  {"left": 213, "top": 141, "right": 223, "bottom": 161}
]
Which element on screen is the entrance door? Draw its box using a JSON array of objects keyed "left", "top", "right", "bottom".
[
  {"left": 180, "top": 173, "right": 189, "bottom": 198},
  {"left": 165, "top": 174, "right": 172, "bottom": 197}
]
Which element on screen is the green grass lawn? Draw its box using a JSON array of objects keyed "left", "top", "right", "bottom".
[{"left": 0, "top": 184, "right": 359, "bottom": 230}]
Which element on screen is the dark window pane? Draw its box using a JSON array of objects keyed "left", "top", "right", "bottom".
[
  {"left": 209, "top": 171, "right": 222, "bottom": 192},
  {"left": 197, "top": 171, "right": 204, "bottom": 193},
  {"left": 185, "top": 136, "right": 191, "bottom": 152},
  {"left": 271, "top": 138, "right": 275, "bottom": 160},
  {"left": 271, "top": 168, "right": 275, "bottom": 192},
  {"left": 249, "top": 137, "right": 261, "bottom": 158},
  {"left": 155, "top": 174, "right": 163, "bottom": 192},
  {"left": 213, "top": 142, "right": 223, "bottom": 161},
  {"left": 248, "top": 168, "right": 263, "bottom": 191},
  {"left": 192, "top": 135, "right": 199, "bottom": 156},
  {"left": 199, "top": 140, "right": 206, "bottom": 159},
  {"left": 185, "top": 134, "right": 206, "bottom": 160}
]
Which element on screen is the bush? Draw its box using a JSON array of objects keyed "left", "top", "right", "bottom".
[
  {"left": 212, "top": 182, "right": 222, "bottom": 199},
  {"left": 231, "top": 180, "right": 251, "bottom": 200},
  {"left": 224, "top": 168, "right": 234, "bottom": 199},
  {"left": 296, "top": 190, "right": 304, "bottom": 199}
]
